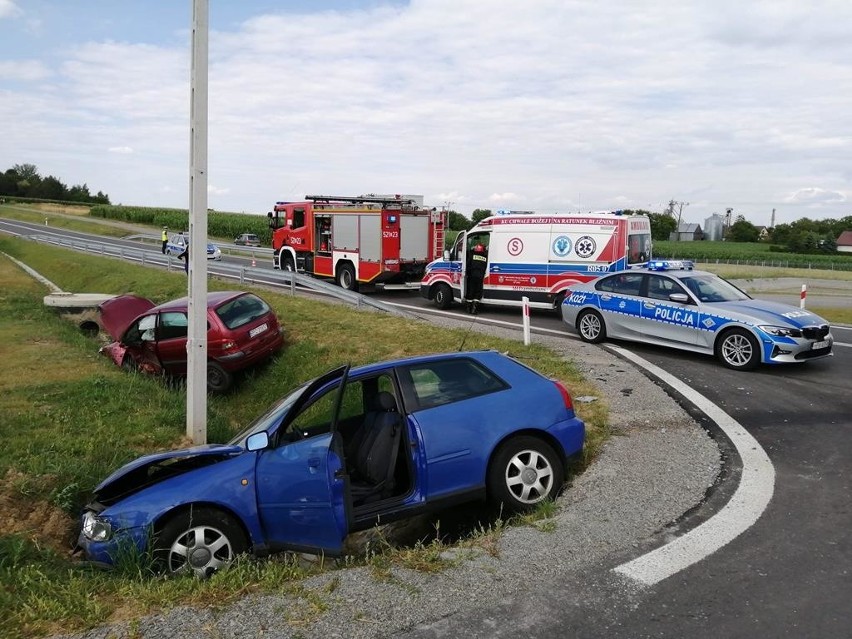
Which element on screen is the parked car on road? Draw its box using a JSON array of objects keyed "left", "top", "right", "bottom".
[
  {"left": 98, "top": 291, "right": 285, "bottom": 392},
  {"left": 164, "top": 232, "right": 222, "bottom": 260},
  {"left": 77, "top": 350, "right": 585, "bottom": 576},
  {"left": 234, "top": 233, "right": 261, "bottom": 247},
  {"left": 561, "top": 260, "right": 834, "bottom": 370}
]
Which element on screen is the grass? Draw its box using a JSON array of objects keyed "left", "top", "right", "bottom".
[{"left": 0, "top": 235, "right": 607, "bottom": 638}]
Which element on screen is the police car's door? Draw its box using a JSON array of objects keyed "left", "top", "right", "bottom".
[
  {"left": 639, "top": 274, "right": 699, "bottom": 347},
  {"left": 595, "top": 272, "right": 646, "bottom": 339}
]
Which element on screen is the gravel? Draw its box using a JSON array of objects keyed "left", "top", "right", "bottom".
[{"left": 56, "top": 312, "right": 721, "bottom": 639}]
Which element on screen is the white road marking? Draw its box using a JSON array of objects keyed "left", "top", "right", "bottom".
[{"left": 609, "top": 344, "right": 776, "bottom": 586}]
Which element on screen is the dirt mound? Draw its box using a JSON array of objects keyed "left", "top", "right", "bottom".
[{"left": 0, "top": 470, "right": 76, "bottom": 554}]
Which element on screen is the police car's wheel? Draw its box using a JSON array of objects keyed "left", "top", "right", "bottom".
[
  {"left": 487, "top": 436, "right": 564, "bottom": 512},
  {"left": 577, "top": 310, "right": 606, "bottom": 344},
  {"left": 154, "top": 507, "right": 248, "bottom": 578},
  {"left": 716, "top": 328, "right": 760, "bottom": 371},
  {"left": 337, "top": 264, "right": 358, "bottom": 291},
  {"left": 434, "top": 283, "right": 452, "bottom": 309}
]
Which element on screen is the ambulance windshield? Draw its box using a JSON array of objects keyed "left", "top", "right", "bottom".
[{"left": 628, "top": 232, "right": 652, "bottom": 265}]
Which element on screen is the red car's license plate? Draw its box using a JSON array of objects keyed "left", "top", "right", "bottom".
[{"left": 249, "top": 322, "right": 268, "bottom": 338}]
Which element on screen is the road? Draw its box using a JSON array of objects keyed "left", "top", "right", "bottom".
[
  {"left": 4, "top": 217, "right": 851, "bottom": 637},
  {"left": 383, "top": 298, "right": 851, "bottom": 637}
]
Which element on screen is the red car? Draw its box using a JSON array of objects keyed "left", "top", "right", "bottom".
[{"left": 99, "top": 291, "right": 285, "bottom": 392}]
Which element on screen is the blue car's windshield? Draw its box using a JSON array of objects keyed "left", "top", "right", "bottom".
[
  {"left": 681, "top": 275, "right": 751, "bottom": 303},
  {"left": 228, "top": 380, "right": 311, "bottom": 446}
]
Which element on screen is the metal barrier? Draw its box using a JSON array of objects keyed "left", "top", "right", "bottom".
[{"left": 24, "top": 234, "right": 414, "bottom": 318}]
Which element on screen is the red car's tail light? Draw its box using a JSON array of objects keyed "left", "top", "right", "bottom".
[{"left": 552, "top": 380, "right": 574, "bottom": 411}]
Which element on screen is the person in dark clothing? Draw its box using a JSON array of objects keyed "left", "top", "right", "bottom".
[
  {"left": 465, "top": 242, "right": 488, "bottom": 313},
  {"left": 179, "top": 245, "right": 189, "bottom": 274}
]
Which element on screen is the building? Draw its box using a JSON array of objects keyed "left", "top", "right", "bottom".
[
  {"left": 669, "top": 223, "right": 704, "bottom": 241},
  {"left": 704, "top": 214, "right": 725, "bottom": 241},
  {"left": 837, "top": 230, "right": 852, "bottom": 253}
]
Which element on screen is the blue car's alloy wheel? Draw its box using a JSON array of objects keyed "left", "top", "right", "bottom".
[
  {"left": 154, "top": 507, "right": 248, "bottom": 578},
  {"left": 488, "top": 436, "right": 564, "bottom": 512}
]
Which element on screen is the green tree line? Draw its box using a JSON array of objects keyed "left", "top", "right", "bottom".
[{"left": 0, "top": 163, "right": 110, "bottom": 204}]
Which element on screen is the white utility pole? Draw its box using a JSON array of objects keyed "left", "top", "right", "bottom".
[{"left": 187, "top": 0, "right": 209, "bottom": 445}]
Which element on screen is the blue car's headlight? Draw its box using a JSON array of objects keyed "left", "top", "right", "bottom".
[
  {"left": 82, "top": 511, "right": 113, "bottom": 541},
  {"left": 758, "top": 325, "right": 802, "bottom": 338}
]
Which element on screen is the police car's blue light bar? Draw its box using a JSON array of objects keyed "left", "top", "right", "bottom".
[{"left": 646, "top": 259, "right": 695, "bottom": 271}]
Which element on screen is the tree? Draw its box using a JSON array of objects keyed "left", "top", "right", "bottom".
[
  {"left": 447, "top": 210, "right": 472, "bottom": 232},
  {"left": 471, "top": 208, "right": 492, "bottom": 225},
  {"left": 31, "top": 175, "right": 67, "bottom": 200},
  {"left": 727, "top": 219, "right": 760, "bottom": 242},
  {"left": 12, "top": 163, "right": 39, "bottom": 182},
  {"left": 646, "top": 211, "right": 677, "bottom": 241}
]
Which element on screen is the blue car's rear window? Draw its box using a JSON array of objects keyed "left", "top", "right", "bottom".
[{"left": 402, "top": 358, "right": 507, "bottom": 410}]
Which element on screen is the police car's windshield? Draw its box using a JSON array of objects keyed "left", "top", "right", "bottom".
[{"left": 681, "top": 274, "right": 751, "bottom": 303}]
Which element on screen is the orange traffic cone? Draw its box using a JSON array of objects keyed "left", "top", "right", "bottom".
[{"left": 251, "top": 257, "right": 256, "bottom": 267}]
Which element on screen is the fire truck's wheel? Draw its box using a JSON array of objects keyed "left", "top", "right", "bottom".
[
  {"left": 434, "top": 283, "right": 452, "bottom": 309},
  {"left": 282, "top": 254, "right": 295, "bottom": 272},
  {"left": 336, "top": 264, "right": 358, "bottom": 291},
  {"left": 576, "top": 310, "right": 606, "bottom": 344}
]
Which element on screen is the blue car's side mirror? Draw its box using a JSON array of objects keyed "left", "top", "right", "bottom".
[{"left": 246, "top": 431, "right": 269, "bottom": 451}]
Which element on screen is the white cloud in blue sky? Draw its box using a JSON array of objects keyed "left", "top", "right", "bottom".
[{"left": 1, "top": 0, "right": 850, "bottom": 225}]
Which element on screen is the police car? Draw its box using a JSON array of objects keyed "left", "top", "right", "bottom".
[
  {"left": 164, "top": 232, "right": 222, "bottom": 260},
  {"left": 561, "top": 260, "right": 833, "bottom": 370}
]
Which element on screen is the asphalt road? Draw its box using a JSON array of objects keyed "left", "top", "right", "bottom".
[
  {"left": 384, "top": 299, "right": 851, "bottom": 637},
  {"left": 4, "top": 217, "right": 851, "bottom": 637}
]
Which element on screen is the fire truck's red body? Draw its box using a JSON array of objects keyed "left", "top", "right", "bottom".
[{"left": 267, "top": 195, "right": 446, "bottom": 290}]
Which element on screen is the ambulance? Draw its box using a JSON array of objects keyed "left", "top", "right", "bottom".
[{"left": 419, "top": 211, "right": 652, "bottom": 313}]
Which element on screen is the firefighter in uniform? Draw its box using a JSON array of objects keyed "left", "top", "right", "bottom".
[
  {"left": 161, "top": 226, "right": 169, "bottom": 254},
  {"left": 466, "top": 242, "right": 488, "bottom": 313}
]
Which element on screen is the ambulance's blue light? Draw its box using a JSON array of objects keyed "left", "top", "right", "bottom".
[{"left": 646, "top": 259, "right": 695, "bottom": 271}]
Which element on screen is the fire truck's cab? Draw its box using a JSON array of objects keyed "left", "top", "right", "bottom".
[
  {"left": 268, "top": 195, "right": 445, "bottom": 291},
  {"left": 420, "top": 211, "right": 652, "bottom": 312}
]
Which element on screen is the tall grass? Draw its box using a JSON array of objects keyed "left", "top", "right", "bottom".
[{"left": 0, "top": 236, "right": 606, "bottom": 638}]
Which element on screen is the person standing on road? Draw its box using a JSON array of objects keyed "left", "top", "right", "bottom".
[
  {"left": 179, "top": 245, "right": 189, "bottom": 274},
  {"left": 161, "top": 226, "right": 169, "bottom": 254},
  {"left": 466, "top": 242, "right": 488, "bottom": 313}
]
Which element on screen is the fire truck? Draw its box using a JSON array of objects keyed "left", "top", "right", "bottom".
[
  {"left": 420, "top": 211, "right": 652, "bottom": 312},
  {"left": 267, "top": 195, "right": 446, "bottom": 291}
]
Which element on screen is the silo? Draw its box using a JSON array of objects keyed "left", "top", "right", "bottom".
[{"left": 704, "top": 213, "right": 725, "bottom": 241}]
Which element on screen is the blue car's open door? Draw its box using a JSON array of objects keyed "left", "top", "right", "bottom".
[{"left": 254, "top": 365, "right": 352, "bottom": 555}]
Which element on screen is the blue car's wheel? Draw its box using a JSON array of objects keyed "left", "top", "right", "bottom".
[
  {"left": 488, "top": 436, "right": 564, "bottom": 512},
  {"left": 154, "top": 507, "right": 248, "bottom": 578}
]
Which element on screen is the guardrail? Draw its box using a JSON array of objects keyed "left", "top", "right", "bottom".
[{"left": 24, "top": 234, "right": 415, "bottom": 318}]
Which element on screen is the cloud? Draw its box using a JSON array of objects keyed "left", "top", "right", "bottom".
[
  {"left": 108, "top": 146, "right": 134, "bottom": 154},
  {"left": 2, "top": 1, "right": 851, "bottom": 226},
  {"left": 0, "top": 60, "right": 50, "bottom": 81},
  {"left": 208, "top": 185, "right": 230, "bottom": 196},
  {"left": 0, "top": 0, "right": 21, "bottom": 19},
  {"left": 785, "top": 188, "right": 846, "bottom": 205}
]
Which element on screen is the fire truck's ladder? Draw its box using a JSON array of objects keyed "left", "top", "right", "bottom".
[
  {"left": 432, "top": 210, "right": 445, "bottom": 258},
  {"left": 306, "top": 195, "right": 414, "bottom": 206}
]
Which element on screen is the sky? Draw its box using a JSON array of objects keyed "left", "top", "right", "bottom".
[{"left": 1, "top": 0, "right": 851, "bottom": 227}]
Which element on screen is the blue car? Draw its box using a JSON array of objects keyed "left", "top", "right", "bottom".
[{"left": 77, "top": 350, "right": 585, "bottom": 577}]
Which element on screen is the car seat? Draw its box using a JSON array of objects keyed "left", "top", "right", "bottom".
[{"left": 349, "top": 391, "right": 402, "bottom": 502}]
